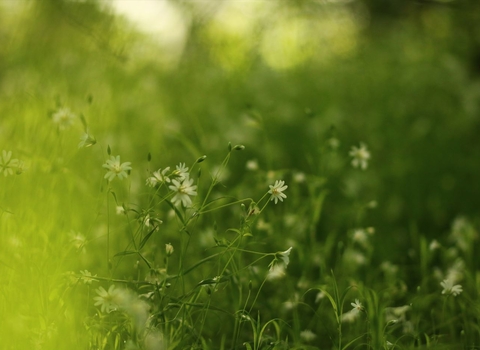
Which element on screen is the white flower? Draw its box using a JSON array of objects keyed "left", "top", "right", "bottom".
[
  {"left": 341, "top": 309, "right": 361, "bottom": 323},
  {"left": 172, "top": 162, "right": 189, "bottom": 180},
  {"left": 349, "top": 143, "right": 370, "bottom": 170},
  {"left": 80, "top": 270, "right": 97, "bottom": 284},
  {"left": 351, "top": 299, "right": 363, "bottom": 312},
  {"left": 52, "top": 107, "right": 75, "bottom": 130},
  {"left": 340, "top": 299, "right": 363, "bottom": 323},
  {"left": 267, "top": 263, "right": 286, "bottom": 280},
  {"left": 165, "top": 243, "right": 174, "bottom": 256},
  {"left": 441, "top": 279, "right": 463, "bottom": 296},
  {"left": 277, "top": 247, "right": 293, "bottom": 267},
  {"left": 0, "top": 150, "right": 19, "bottom": 177},
  {"left": 103, "top": 155, "right": 132, "bottom": 181},
  {"left": 168, "top": 177, "right": 197, "bottom": 207},
  {"left": 246, "top": 159, "right": 259, "bottom": 171},
  {"left": 116, "top": 206, "right": 125, "bottom": 215},
  {"left": 300, "top": 329, "right": 317, "bottom": 342},
  {"left": 78, "top": 133, "right": 96, "bottom": 148},
  {"left": 146, "top": 167, "right": 171, "bottom": 187},
  {"left": 268, "top": 180, "right": 288, "bottom": 204},
  {"left": 93, "top": 285, "right": 119, "bottom": 313}
]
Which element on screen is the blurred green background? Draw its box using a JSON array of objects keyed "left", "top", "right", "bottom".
[{"left": 1, "top": 0, "right": 480, "bottom": 348}]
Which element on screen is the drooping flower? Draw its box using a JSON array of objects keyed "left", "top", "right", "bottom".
[
  {"left": 441, "top": 279, "right": 463, "bottom": 296},
  {"left": 168, "top": 177, "right": 197, "bottom": 207},
  {"left": 300, "top": 329, "right": 317, "bottom": 342},
  {"left": 268, "top": 180, "right": 288, "bottom": 204},
  {"left": 146, "top": 167, "right": 171, "bottom": 187},
  {"left": 277, "top": 247, "right": 293, "bottom": 267},
  {"left": 52, "top": 107, "right": 75, "bottom": 130},
  {"left": 349, "top": 143, "right": 370, "bottom": 170},
  {"left": 0, "top": 150, "right": 19, "bottom": 177},
  {"left": 103, "top": 155, "right": 132, "bottom": 181}
]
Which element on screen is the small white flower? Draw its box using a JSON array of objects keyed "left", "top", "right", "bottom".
[
  {"left": 93, "top": 285, "right": 119, "bottom": 313},
  {"left": 102, "top": 155, "right": 132, "bottom": 181},
  {"left": 277, "top": 247, "right": 293, "bottom": 267},
  {"left": 116, "top": 206, "right": 125, "bottom": 215},
  {"left": 246, "top": 159, "right": 259, "bottom": 171},
  {"left": 168, "top": 177, "right": 197, "bottom": 207},
  {"left": 52, "top": 107, "right": 75, "bottom": 130},
  {"left": 349, "top": 143, "right": 371, "bottom": 170},
  {"left": 300, "top": 329, "right": 317, "bottom": 342},
  {"left": 172, "top": 162, "right": 189, "bottom": 180},
  {"left": 165, "top": 243, "right": 174, "bottom": 256},
  {"left": 80, "top": 270, "right": 97, "bottom": 284},
  {"left": 268, "top": 180, "right": 288, "bottom": 204},
  {"left": 293, "top": 172, "right": 306, "bottom": 183},
  {"left": 429, "top": 239, "right": 441, "bottom": 251},
  {"left": 351, "top": 299, "right": 363, "bottom": 312},
  {"left": 267, "top": 263, "right": 286, "bottom": 280},
  {"left": 441, "top": 279, "right": 463, "bottom": 296},
  {"left": 146, "top": 167, "right": 171, "bottom": 187},
  {"left": 341, "top": 308, "right": 361, "bottom": 323},
  {"left": 0, "top": 150, "right": 19, "bottom": 177}
]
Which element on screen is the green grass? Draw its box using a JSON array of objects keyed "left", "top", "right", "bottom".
[{"left": 1, "top": 1, "right": 480, "bottom": 349}]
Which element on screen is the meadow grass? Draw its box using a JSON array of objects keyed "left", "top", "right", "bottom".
[{"left": 1, "top": 1, "right": 480, "bottom": 349}]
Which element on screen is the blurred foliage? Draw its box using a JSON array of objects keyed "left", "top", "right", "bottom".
[{"left": 1, "top": 0, "right": 480, "bottom": 258}]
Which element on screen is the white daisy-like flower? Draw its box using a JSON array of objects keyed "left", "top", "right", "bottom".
[
  {"left": 351, "top": 299, "right": 363, "bottom": 312},
  {"left": 0, "top": 150, "right": 19, "bottom": 177},
  {"left": 349, "top": 143, "right": 371, "bottom": 170},
  {"left": 168, "top": 177, "right": 197, "bottom": 207},
  {"left": 80, "top": 270, "right": 97, "bottom": 284},
  {"left": 102, "top": 155, "right": 132, "bottom": 181},
  {"left": 146, "top": 167, "right": 171, "bottom": 187},
  {"left": 52, "top": 107, "right": 75, "bottom": 130},
  {"left": 172, "top": 162, "right": 189, "bottom": 180},
  {"left": 93, "top": 285, "right": 119, "bottom": 313},
  {"left": 441, "top": 279, "right": 463, "bottom": 296},
  {"left": 268, "top": 180, "right": 288, "bottom": 204}
]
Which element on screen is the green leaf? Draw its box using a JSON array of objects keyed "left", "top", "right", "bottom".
[
  {"left": 139, "top": 226, "right": 157, "bottom": 250},
  {"left": 113, "top": 250, "right": 137, "bottom": 257}
]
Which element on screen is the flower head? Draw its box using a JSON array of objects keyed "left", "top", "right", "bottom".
[
  {"left": 103, "top": 155, "right": 132, "bottom": 181},
  {"left": 0, "top": 150, "right": 19, "bottom": 177},
  {"left": 277, "top": 247, "right": 293, "bottom": 267},
  {"left": 349, "top": 143, "right": 370, "bottom": 170},
  {"left": 146, "top": 167, "right": 171, "bottom": 187},
  {"left": 93, "top": 285, "right": 119, "bottom": 313},
  {"left": 351, "top": 299, "right": 363, "bottom": 312},
  {"left": 52, "top": 107, "right": 75, "bottom": 130},
  {"left": 172, "top": 162, "right": 189, "bottom": 180},
  {"left": 441, "top": 279, "right": 463, "bottom": 296},
  {"left": 165, "top": 243, "right": 174, "bottom": 256},
  {"left": 268, "top": 180, "right": 288, "bottom": 204},
  {"left": 168, "top": 177, "right": 197, "bottom": 207},
  {"left": 80, "top": 270, "right": 97, "bottom": 285}
]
